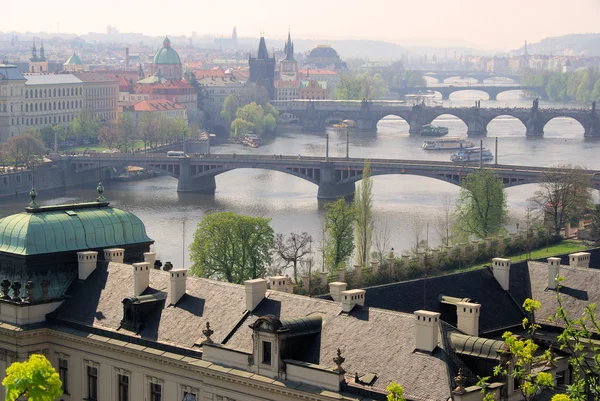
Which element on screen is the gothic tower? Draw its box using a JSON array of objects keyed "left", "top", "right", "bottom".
[
  {"left": 248, "top": 35, "right": 276, "bottom": 99},
  {"left": 279, "top": 30, "right": 298, "bottom": 81},
  {"left": 232, "top": 26, "right": 237, "bottom": 44},
  {"left": 30, "top": 39, "right": 38, "bottom": 62},
  {"left": 39, "top": 40, "right": 46, "bottom": 61}
]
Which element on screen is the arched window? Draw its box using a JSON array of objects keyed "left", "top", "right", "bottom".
[
  {"left": 53, "top": 88, "right": 56, "bottom": 97},
  {"left": 25, "top": 91, "right": 28, "bottom": 99},
  {"left": 44, "top": 89, "right": 47, "bottom": 97},
  {"left": 34, "top": 104, "right": 38, "bottom": 111},
  {"left": 53, "top": 102, "right": 56, "bottom": 110},
  {"left": 34, "top": 89, "right": 38, "bottom": 98},
  {"left": 25, "top": 104, "right": 28, "bottom": 112},
  {"left": 44, "top": 103, "right": 47, "bottom": 111}
]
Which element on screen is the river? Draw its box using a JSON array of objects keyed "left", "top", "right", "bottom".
[{"left": 2, "top": 80, "right": 599, "bottom": 271}]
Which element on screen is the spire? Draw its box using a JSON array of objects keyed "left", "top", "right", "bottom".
[
  {"left": 232, "top": 26, "right": 237, "bottom": 41},
  {"left": 39, "top": 39, "right": 46, "bottom": 61},
  {"left": 524, "top": 40, "right": 528, "bottom": 56},
  {"left": 30, "top": 39, "right": 38, "bottom": 62},
  {"left": 283, "top": 29, "right": 295, "bottom": 62},
  {"left": 257, "top": 35, "right": 269, "bottom": 60}
]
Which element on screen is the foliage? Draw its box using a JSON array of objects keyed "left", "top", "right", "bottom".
[
  {"left": 138, "top": 113, "right": 163, "bottom": 148},
  {"left": 38, "top": 125, "right": 66, "bottom": 149},
  {"left": 529, "top": 165, "right": 593, "bottom": 236},
  {"left": 70, "top": 110, "right": 101, "bottom": 145},
  {"left": 354, "top": 160, "right": 374, "bottom": 267},
  {"left": 521, "top": 68, "right": 600, "bottom": 102},
  {"left": 385, "top": 381, "right": 405, "bottom": 401},
  {"left": 591, "top": 205, "right": 600, "bottom": 240},
  {"left": 97, "top": 126, "right": 118, "bottom": 149},
  {"left": 334, "top": 72, "right": 388, "bottom": 100},
  {"left": 550, "top": 395, "right": 572, "bottom": 401},
  {"left": 221, "top": 93, "right": 243, "bottom": 127},
  {"left": 453, "top": 169, "right": 507, "bottom": 239},
  {"left": 324, "top": 198, "right": 356, "bottom": 273},
  {"left": 189, "top": 212, "right": 274, "bottom": 283},
  {"left": 230, "top": 102, "right": 278, "bottom": 137},
  {"left": 230, "top": 118, "right": 254, "bottom": 137},
  {"left": 116, "top": 113, "right": 136, "bottom": 152},
  {"left": 274, "top": 232, "right": 312, "bottom": 282},
  {"left": 2, "top": 354, "right": 63, "bottom": 401},
  {"left": 4, "top": 133, "right": 46, "bottom": 167},
  {"left": 403, "top": 70, "right": 427, "bottom": 88}
]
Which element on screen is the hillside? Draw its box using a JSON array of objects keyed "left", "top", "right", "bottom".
[{"left": 513, "top": 33, "right": 600, "bottom": 56}]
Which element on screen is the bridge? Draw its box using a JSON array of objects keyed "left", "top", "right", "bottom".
[
  {"left": 273, "top": 100, "right": 600, "bottom": 137},
  {"left": 55, "top": 153, "right": 600, "bottom": 200},
  {"left": 418, "top": 70, "right": 521, "bottom": 84},
  {"left": 392, "top": 85, "right": 547, "bottom": 101}
]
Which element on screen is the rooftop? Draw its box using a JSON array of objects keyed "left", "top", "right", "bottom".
[{"left": 24, "top": 74, "right": 83, "bottom": 86}]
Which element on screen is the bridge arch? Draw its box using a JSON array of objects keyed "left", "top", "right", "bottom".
[
  {"left": 447, "top": 89, "right": 491, "bottom": 101},
  {"left": 482, "top": 76, "right": 517, "bottom": 84},
  {"left": 336, "top": 169, "right": 464, "bottom": 187},
  {"left": 376, "top": 114, "right": 410, "bottom": 131},
  {"left": 323, "top": 111, "right": 350, "bottom": 125},
  {"left": 191, "top": 165, "right": 321, "bottom": 186},
  {"left": 485, "top": 114, "right": 527, "bottom": 136},
  {"left": 428, "top": 113, "right": 469, "bottom": 133},
  {"left": 542, "top": 116, "right": 586, "bottom": 136}
]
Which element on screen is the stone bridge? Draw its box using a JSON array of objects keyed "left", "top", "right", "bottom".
[
  {"left": 392, "top": 85, "right": 546, "bottom": 101},
  {"left": 273, "top": 100, "right": 600, "bottom": 137},
  {"left": 55, "top": 153, "right": 600, "bottom": 199},
  {"left": 419, "top": 70, "right": 521, "bottom": 84}
]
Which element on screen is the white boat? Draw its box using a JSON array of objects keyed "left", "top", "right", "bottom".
[
  {"left": 450, "top": 147, "right": 494, "bottom": 162},
  {"left": 422, "top": 136, "right": 474, "bottom": 150}
]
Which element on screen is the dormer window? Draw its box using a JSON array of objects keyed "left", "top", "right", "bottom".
[{"left": 262, "top": 341, "right": 272, "bottom": 365}]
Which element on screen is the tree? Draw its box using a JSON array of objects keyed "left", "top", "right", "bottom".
[
  {"left": 4, "top": 133, "right": 46, "bottom": 167},
  {"left": 116, "top": 113, "right": 136, "bottom": 152},
  {"left": 453, "top": 169, "right": 507, "bottom": 239},
  {"left": 274, "top": 232, "right": 312, "bottom": 282},
  {"left": 324, "top": 198, "right": 356, "bottom": 273},
  {"left": 221, "top": 93, "right": 243, "bottom": 127},
  {"left": 372, "top": 219, "right": 392, "bottom": 266},
  {"left": 230, "top": 118, "right": 253, "bottom": 138},
  {"left": 334, "top": 72, "right": 388, "bottom": 100},
  {"left": 38, "top": 126, "right": 55, "bottom": 148},
  {"left": 97, "top": 126, "right": 118, "bottom": 149},
  {"left": 138, "top": 113, "right": 163, "bottom": 148},
  {"left": 354, "top": 161, "right": 374, "bottom": 267},
  {"left": 591, "top": 205, "right": 600, "bottom": 240},
  {"left": 403, "top": 70, "right": 427, "bottom": 88},
  {"left": 71, "top": 110, "right": 101, "bottom": 145},
  {"left": 189, "top": 212, "right": 274, "bottom": 283},
  {"left": 529, "top": 165, "right": 593, "bottom": 237},
  {"left": 435, "top": 193, "right": 455, "bottom": 247},
  {"left": 386, "top": 381, "right": 406, "bottom": 401},
  {"left": 408, "top": 214, "right": 428, "bottom": 256},
  {"left": 2, "top": 354, "right": 63, "bottom": 401}
]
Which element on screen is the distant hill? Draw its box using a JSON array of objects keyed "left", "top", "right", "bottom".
[{"left": 513, "top": 33, "right": 600, "bottom": 56}]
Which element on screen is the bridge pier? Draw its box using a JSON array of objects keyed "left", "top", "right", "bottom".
[
  {"left": 317, "top": 162, "right": 356, "bottom": 199},
  {"left": 466, "top": 118, "right": 488, "bottom": 136},
  {"left": 584, "top": 118, "right": 600, "bottom": 138},
  {"left": 356, "top": 118, "right": 377, "bottom": 132},
  {"left": 176, "top": 158, "right": 217, "bottom": 193},
  {"left": 488, "top": 92, "right": 498, "bottom": 101},
  {"left": 525, "top": 117, "right": 544, "bottom": 137}
]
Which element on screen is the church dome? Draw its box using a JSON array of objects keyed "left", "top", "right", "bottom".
[
  {"left": 153, "top": 37, "right": 181, "bottom": 65},
  {"left": 308, "top": 45, "right": 339, "bottom": 59}
]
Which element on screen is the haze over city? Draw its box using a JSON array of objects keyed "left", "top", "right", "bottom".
[{"left": 4, "top": 0, "right": 600, "bottom": 49}]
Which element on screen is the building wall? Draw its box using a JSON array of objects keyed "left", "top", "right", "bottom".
[
  {"left": 200, "top": 81, "right": 245, "bottom": 128},
  {"left": 82, "top": 82, "right": 119, "bottom": 127},
  {"left": 22, "top": 82, "right": 84, "bottom": 131},
  {"left": 0, "top": 79, "right": 26, "bottom": 142}
]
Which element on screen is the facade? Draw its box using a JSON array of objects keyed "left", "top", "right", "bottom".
[
  {"left": 28, "top": 40, "right": 48, "bottom": 73},
  {"left": 0, "top": 64, "right": 26, "bottom": 142},
  {"left": 73, "top": 72, "right": 119, "bottom": 127},
  {"left": 298, "top": 79, "right": 327, "bottom": 100},
  {"left": 275, "top": 80, "right": 299, "bottom": 101},
  {"left": 125, "top": 99, "right": 187, "bottom": 130},
  {"left": 197, "top": 75, "right": 245, "bottom": 129},
  {"left": 151, "top": 37, "right": 183, "bottom": 81},
  {"left": 298, "top": 69, "right": 338, "bottom": 94},
  {"left": 248, "top": 36, "right": 276, "bottom": 99},
  {"left": 131, "top": 80, "right": 197, "bottom": 115}
]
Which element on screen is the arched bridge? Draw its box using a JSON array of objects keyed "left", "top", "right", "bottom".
[
  {"left": 56, "top": 153, "right": 600, "bottom": 200},
  {"left": 392, "top": 85, "right": 546, "bottom": 101},
  {"left": 420, "top": 70, "right": 521, "bottom": 84},
  {"left": 272, "top": 100, "right": 600, "bottom": 137}
]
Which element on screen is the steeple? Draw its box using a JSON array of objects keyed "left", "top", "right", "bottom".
[
  {"left": 257, "top": 35, "right": 269, "bottom": 60},
  {"left": 39, "top": 40, "right": 46, "bottom": 61},
  {"left": 30, "top": 39, "right": 38, "bottom": 62},
  {"left": 283, "top": 29, "right": 295, "bottom": 62},
  {"left": 163, "top": 36, "right": 171, "bottom": 49},
  {"left": 524, "top": 40, "right": 528, "bottom": 56},
  {"left": 232, "top": 26, "right": 237, "bottom": 42}
]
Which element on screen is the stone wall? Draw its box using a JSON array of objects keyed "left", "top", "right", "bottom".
[{"left": 0, "top": 165, "right": 65, "bottom": 198}]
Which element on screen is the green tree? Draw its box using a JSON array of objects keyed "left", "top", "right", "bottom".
[
  {"left": 138, "top": 113, "right": 163, "bottom": 148},
  {"left": 230, "top": 118, "right": 254, "bottom": 138},
  {"left": 334, "top": 72, "right": 388, "bottom": 100},
  {"left": 386, "top": 381, "right": 406, "bottom": 401},
  {"left": 324, "top": 198, "right": 356, "bottom": 273},
  {"left": 116, "top": 113, "right": 136, "bottom": 152},
  {"left": 189, "top": 212, "right": 274, "bottom": 283},
  {"left": 221, "top": 93, "right": 243, "bottom": 127},
  {"left": 403, "top": 70, "right": 427, "bottom": 88},
  {"left": 591, "top": 205, "right": 600, "bottom": 240},
  {"left": 4, "top": 133, "right": 46, "bottom": 167},
  {"left": 2, "top": 354, "right": 63, "bottom": 401},
  {"left": 171, "top": 117, "right": 191, "bottom": 143},
  {"left": 71, "top": 110, "right": 101, "bottom": 145},
  {"left": 354, "top": 160, "right": 374, "bottom": 267},
  {"left": 38, "top": 126, "right": 55, "bottom": 148},
  {"left": 529, "top": 165, "right": 593, "bottom": 237},
  {"left": 453, "top": 169, "right": 507, "bottom": 239}
]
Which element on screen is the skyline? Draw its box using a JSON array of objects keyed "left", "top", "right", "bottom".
[{"left": 4, "top": 0, "right": 600, "bottom": 51}]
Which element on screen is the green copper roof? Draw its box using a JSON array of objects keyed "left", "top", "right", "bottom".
[
  {"left": 0, "top": 203, "right": 153, "bottom": 256},
  {"left": 64, "top": 52, "right": 83, "bottom": 65},
  {"left": 153, "top": 37, "right": 181, "bottom": 65}
]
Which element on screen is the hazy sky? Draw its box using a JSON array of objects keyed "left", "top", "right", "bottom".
[{"left": 5, "top": 0, "right": 600, "bottom": 50}]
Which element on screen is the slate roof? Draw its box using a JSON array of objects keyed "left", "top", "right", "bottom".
[
  {"left": 360, "top": 267, "right": 526, "bottom": 334},
  {"left": 0, "top": 65, "right": 26, "bottom": 81},
  {"left": 24, "top": 74, "right": 82, "bottom": 86},
  {"left": 52, "top": 263, "right": 454, "bottom": 400}
]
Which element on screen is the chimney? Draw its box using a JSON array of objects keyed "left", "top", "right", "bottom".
[
  {"left": 125, "top": 47, "right": 130, "bottom": 69},
  {"left": 414, "top": 310, "right": 440, "bottom": 352},
  {"left": 77, "top": 251, "right": 98, "bottom": 280},
  {"left": 169, "top": 269, "right": 187, "bottom": 304},
  {"left": 569, "top": 252, "right": 591, "bottom": 268},
  {"left": 244, "top": 278, "right": 267, "bottom": 312},
  {"left": 456, "top": 301, "right": 481, "bottom": 336},
  {"left": 144, "top": 252, "right": 156, "bottom": 267},
  {"left": 133, "top": 262, "right": 150, "bottom": 296},
  {"left": 329, "top": 281, "right": 347, "bottom": 302},
  {"left": 340, "top": 289, "right": 365, "bottom": 312},
  {"left": 548, "top": 257, "right": 561, "bottom": 290},
  {"left": 492, "top": 257, "right": 511, "bottom": 291},
  {"left": 104, "top": 248, "right": 125, "bottom": 264},
  {"left": 270, "top": 275, "right": 293, "bottom": 293}
]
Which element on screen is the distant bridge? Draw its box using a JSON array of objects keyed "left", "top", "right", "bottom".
[
  {"left": 273, "top": 100, "right": 600, "bottom": 137},
  {"left": 417, "top": 70, "right": 521, "bottom": 84},
  {"left": 392, "top": 85, "right": 546, "bottom": 101},
  {"left": 56, "top": 153, "right": 600, "bottom": 199}
]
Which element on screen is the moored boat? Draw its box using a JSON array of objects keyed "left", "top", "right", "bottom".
[
  {"left": 450, "top": 147, "right": 494, "bottom": 162},
  {"left": 422, "top": 136, "right": 474, "bottom": 150},
  {"left": 420, "top": 124, "right": 449, "bottom": 136}
]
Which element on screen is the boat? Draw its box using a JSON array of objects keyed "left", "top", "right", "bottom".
[
  {"left": 421, "top": 124, "right": 449, "bottom": 136},
  {"left": 422, "top": 136, "right": 474, "bottom": 150},
  {"left": 342, "top": 119, "right": 356, "bottom": 128},
  {"left": 450, "top": 147, "right": 494, "bottom": 162}
]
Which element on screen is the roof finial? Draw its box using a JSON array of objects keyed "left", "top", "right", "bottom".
[
  {"left": 333, "top": 348, "right": 346, "bottom": 374},
  {"left": 28, "top": 187, "right": 38, "bottom": 209},
  {"left": 96, "top": 182, "right": 106, "bottom": 202},
  {"left": 202, "top": 321, "right": 214, "bottom": 343}
]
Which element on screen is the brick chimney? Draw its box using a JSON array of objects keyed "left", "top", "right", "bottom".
[
  {"left": 329, "top": 282, "right": 347, "bottom": 302},
  {"left": 170, "top": 269, "right": 187, "bottom": 305},
  {"left": 456, "top": 302, "right": 481, "bottom": 336},
  {"left": 340, "top": 289, "right": 365, "bottom": 312},
  {"left": 569, "top": 252, "right": 591, "bottom": 268},
  {"left": 492, "top": 257, "right": 511, "bottom": 291},
  {"left": 133, "top": 262, "right": 150, "bottom": 296},
  {"left": 77, "top": 251, "right": 98, "bottom": 280},
  {"left": 414, "top": 310, "right": 440, "bottom": 352},
  {"left": 244, "top": 278, "right": 267, "bottom": 312},
  {"left": 104, "top": 248, "right": 125, "bottom": 263},
  {"left": 548, "top": 257, "right": 561, "bottom": 290}
]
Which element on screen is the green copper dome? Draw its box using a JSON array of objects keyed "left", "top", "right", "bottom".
[
  {"left": 153, "top": 37, "right": 181, "bottom": 65},
  {"left": 0, "top": 202, "right": 153, "bottom": 256}
]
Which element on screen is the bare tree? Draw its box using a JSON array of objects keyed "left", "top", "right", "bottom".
[
  {"left": 529, "top": 165, "right": 593, "bottom": 236},
  {"left": 372, "top": 219, "right": 392, "bottom": 265},
  {"left": 435, "top": 193, "right": 455, "bottom": 247},
  {"left": 274, "top": 232, "right": 312, "bottom": 282},
  {"left": 408, "top": 214, "right": 428, "bottom": 256}
]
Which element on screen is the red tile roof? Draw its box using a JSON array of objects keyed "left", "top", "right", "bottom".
[
  {"left": 299, "top": 69, "right": 338, "bottom": 76},
  {"left": 132, "top": 100, "right": 185, "bottom": 112}
]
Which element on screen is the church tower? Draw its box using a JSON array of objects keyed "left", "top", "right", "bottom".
[
  {"left": 248, "top": 35, "right": 276, "bottom": 99},
  {"left": 30, "top": 39, "right": 38, "bottom": 62},
  {"left": 279, "top": 30, "right": 298, "bottom": 81},
  {"left": 232, "top": 26, "right": 237, "bottom": 44},
  {"left": 39, "top": 40, "right": 46, "bottom": 61}
]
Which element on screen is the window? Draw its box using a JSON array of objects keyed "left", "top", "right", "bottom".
[
  {"left": 87, "top": 366, "right": 98, "bottom": 400},
  {"left": 59, "top": 359, "right": 69, "bottom": 394},
  {"left": 262, "top": 341, "right": 272, "bottom": 365},
  {"left": 150, "top": 383, "right": 162, "bottom": 401},
  {"left": 118, "top": 374, "right": 129, "bottom": 401}
]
